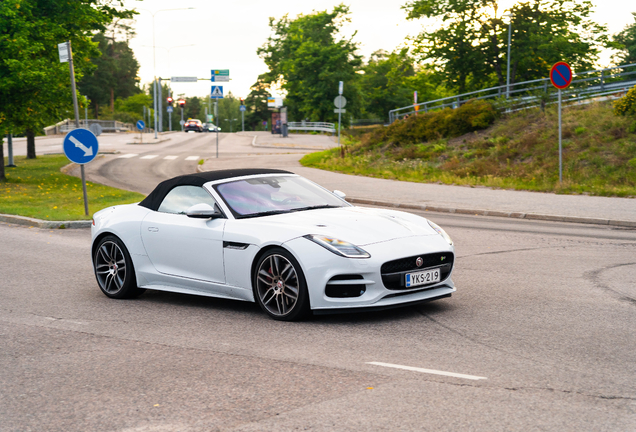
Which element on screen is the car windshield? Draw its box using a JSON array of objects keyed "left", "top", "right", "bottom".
[{"left": 214, "top": 175, "right": 348, "bottom": 218}]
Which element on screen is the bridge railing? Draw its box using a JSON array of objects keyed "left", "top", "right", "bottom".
[
  {"left": 287, "top": 121, "right": 336, "bottom": 134},
  {"left": 44, "top": 119, "right": 137, "bottom": 135},
  {"left": 388, "top": 62, "right": 636, "bottom": 123}
]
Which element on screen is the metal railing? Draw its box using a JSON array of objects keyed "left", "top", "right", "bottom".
[
  {"left": 44, "top": 119, "right": 138, "bottom": 135},
  {"left": 388, "top": 62, "right": 636, "bottom": 123},
  {"left": 287, "top": 121, "right": 336, "bottom": 133}
]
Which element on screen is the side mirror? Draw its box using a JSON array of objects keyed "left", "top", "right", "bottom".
[
  {"left": 333, "top": 190, "right": 346, "bottom": 199},
  {"left": 185, "top": 203, "right": 223, "bottom": 219}
]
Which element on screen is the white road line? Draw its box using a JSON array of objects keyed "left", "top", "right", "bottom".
[
  {"left": 366, "top": 362, "right": 487, "bottom": 381},
  {"left": 164, "top": 155, "right": 178, "bottom": 160},
  {"left": 185, "top": 156, "right": 199, "bottom": 161},
  {"left": 140, "top": 155, "right": 158, "bottom": 159},
  {"left": 118, "top": 153, "right": 138, "bottom": 159}
]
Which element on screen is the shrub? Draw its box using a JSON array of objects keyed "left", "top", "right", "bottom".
[
  {"left": 613, "top": 86, "right": 636, "bottom": 116},
  {"left": 367, "top": 99, "right": 498, "bottom": 147}
]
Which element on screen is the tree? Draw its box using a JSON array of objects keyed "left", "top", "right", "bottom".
[
  {"left": 257, "top": 5, "right": 363, "bottom": 124},
  {"left": 613, "top": 12, "right": 636, "bottom": 65},
  {"left": 244, "top": 77, "right": 272, "bottom": 130},
  {"left": 0, "top": 0, "right": 134, "bottom": 158},
  {"left": 79, "top": 29, "right": 140, "bottom": 118},
  {"left": 404, "top": 0, "right": 609, "bottom": 92},
  {"left": 405, "top": 0, "right": 491, "bottom": 93}
]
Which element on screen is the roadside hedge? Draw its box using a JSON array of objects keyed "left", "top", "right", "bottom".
[
  {"left": 364, "top": 99, "right": 498, "bottom": 147},
  {"left": 613, "top": 86, "right": 636, "bottom": 116}
]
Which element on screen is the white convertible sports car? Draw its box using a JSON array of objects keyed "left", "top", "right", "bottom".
[{"left": 91, "top": 169, "right": 456, "bottom": 320}]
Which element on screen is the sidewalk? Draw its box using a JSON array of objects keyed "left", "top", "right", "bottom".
[{"left": 236, "top": 131, "right": 337, "bottom": 150}]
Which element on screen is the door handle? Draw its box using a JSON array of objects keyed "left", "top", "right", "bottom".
[{"left": 148, "top": 227, "right": 159, "bottom": 232}]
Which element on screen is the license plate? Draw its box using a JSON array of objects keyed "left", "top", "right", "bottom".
[{"left": 405, "top": 268, "right": 441, "bottom": 288}]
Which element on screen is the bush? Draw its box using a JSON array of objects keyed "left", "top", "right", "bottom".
[
  {"left": 366, "top": 99, "right": 498, "bottom": 147},
  {"left": 613, "top": 86, "right": 636, "bottom": 116}
]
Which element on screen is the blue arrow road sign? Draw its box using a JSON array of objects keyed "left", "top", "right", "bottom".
[
  {"left": 63, "top": 128, "right": 98, "bottom": 164},
  {"left": 136, "top": 120, "right": 145, "bottom": 130},
  {"left": 210, "top": 86, "right": 224, "bottom": 99}
]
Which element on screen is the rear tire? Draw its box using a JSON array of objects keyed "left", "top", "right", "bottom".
[
  {"left": 94, "top": 235, "right": 145, "bottom": 299},
  {"left": 253, "top": 247, "right": 309, "bottom": 321}
]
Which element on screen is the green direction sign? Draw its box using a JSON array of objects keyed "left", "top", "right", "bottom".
[{"left": 211, "top": 69, "right": 229, "bottom": 76}]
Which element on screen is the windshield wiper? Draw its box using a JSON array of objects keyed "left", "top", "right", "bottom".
[
  {"left": 291, "top": 204, "right": 341, "bottom": 212},
  {"left": 236, "top": 209, "right": 293, "bottom": 219}
]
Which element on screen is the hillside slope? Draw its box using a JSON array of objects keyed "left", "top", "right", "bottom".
[{"left": 301, "top": 100, "right": 636, "bottom": 197}]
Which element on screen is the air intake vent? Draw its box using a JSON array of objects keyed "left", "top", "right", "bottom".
[{"left": 326, "top": 274, "right": 366, "bottom": 298}]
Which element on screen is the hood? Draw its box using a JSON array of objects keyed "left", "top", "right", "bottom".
[{"left": 240, "top": 206, "right": 438, "bottom": 246}]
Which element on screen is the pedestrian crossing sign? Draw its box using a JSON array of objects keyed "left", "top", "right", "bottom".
[{"left": 210, "top": 86, "right": 224, "bottom": 99}]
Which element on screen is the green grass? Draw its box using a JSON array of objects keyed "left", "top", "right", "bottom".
[
  {"left": 301, "top": 101, "right": 636, "bottom": 197},
  {"left": 0, "top": 155, "right": 145, "bottom": 220}
]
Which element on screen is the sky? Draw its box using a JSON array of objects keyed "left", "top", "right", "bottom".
[{"left": 122, "top": 0, "right": 636, "bottom": 99}]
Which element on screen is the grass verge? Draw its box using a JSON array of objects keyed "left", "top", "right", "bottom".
[
  {"left": 1, "top": 155, "right": 145, "bottom": 220},
  {"left": 301, "top": 101, "right": 636, "bottom": 197}
]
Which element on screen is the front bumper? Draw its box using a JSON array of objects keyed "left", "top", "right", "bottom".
[{"left": 283, "top": 234, "right": 456, "bottom": 312}]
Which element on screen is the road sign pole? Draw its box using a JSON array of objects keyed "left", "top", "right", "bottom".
[
  {"left": 215, "top": 100, "right": 219, "bottom": 158},
  {"left": 558, "top": 89, "right": 562, "bottom": 184},
  {"left": 67, "top": 40, "right": 89, "bottom": 215},
  {"left": 181, "top": 107, "right": 184, "bottom": 132},
  {"left": 242, "top": 110, "right": 244, "bottom": 132}
]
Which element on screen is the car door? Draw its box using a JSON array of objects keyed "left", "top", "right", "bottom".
[{"left": 140, "top": 185, "right": 226, "bottom": 284}]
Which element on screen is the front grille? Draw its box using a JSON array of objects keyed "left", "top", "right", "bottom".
[{"left": 381, "top": 252, "right": 454, "bottom": 290}]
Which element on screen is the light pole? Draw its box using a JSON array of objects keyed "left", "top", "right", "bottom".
[
  {"left": 504, "top": 12, "right": 513, "bottom": 99},
  {"left": 142, "top": 44, "right": 195, "bottom": 132},
  {"left": 137, "top": 8, "right": 194, "bottom": 139}
]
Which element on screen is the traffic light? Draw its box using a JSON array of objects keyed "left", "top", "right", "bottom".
[
  {"left": 178, "top": 99, "right": 185, "bottom": 108},
  {"left": 167, "top": 96, "right": 174, "bottom": 106},
  {"left": 240, "top": 97, "right": 244, "bottom": 105}
]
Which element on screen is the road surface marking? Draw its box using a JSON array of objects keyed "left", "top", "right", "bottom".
[
  {"left": 140, "top": 155, "right": 158, "bottom": 159},
  {"left": 185, "top": 156, "right": 199, "bottom": 161},
  {"left": 118, "top": 154, "right": 138, "bottom": 159},
  {"left": 366, "top": 362, "right": 487, "bottom": 381},
  {"left": 164, "top": 155, "right": 178, "bottom": 160}
]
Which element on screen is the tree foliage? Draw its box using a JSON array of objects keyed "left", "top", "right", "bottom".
[
  {"left": 0, "top": 0, "right": 134, "bottom": 156},
  {"left": 613, "top": 13, "right": 636, "bottom": 66},
  {"left": 257, "top": 5, "right": 362, "bottom": 123},
  {"left": 244, "top": 78, "right": 272, "bottom": 130},
  {"left": 79, "top": 29, "right": 140, "bottom": 117},
  {"left": 404, "top": 0, "right": 609, "bottom": 93}
]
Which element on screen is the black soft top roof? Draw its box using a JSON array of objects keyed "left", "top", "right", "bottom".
[{"left": 138, "top": 168, "right": 294, "bottom": 211}]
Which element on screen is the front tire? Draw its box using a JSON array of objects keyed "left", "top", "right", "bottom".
[
  {"left": 94, "top": 235, "right": 145, "bottom": 299},
  {"left": 253, "top": 248, "right": 309, "bottom": 321}
]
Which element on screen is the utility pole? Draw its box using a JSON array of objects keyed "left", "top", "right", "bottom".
[{"left": 504, "top": 13, "right": 513, "bottom": 99}]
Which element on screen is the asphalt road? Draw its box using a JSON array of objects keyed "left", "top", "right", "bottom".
[{"left": 2, "top": 132, "right": 635, "bottom": 431}]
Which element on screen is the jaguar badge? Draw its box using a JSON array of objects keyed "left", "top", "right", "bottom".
[{"left": 415, "top": 257, "right": 423, "bottom": 267}]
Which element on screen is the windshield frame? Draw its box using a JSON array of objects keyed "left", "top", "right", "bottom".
[{"left": 211, "top": 174, "right": 350, "bottom": 219}]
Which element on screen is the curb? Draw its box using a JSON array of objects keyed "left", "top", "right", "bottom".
[
  {"left": 346, "top": 197, "right": 636, "bottom": 228},
  {"left": 0, "top": 213, "right": 91, "bottom": 229}
]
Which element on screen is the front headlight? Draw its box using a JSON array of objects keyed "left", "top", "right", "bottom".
[
  {"left": 304, "top": 235, "right": 371, "bottom": 258},
  {"left": 428, "top": 220, "right": 453, "bottom": 245}
]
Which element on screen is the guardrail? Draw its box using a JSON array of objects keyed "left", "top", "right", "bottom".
[
  {"left": 287, "top": 121, "right": 336, "bottom": 133},
  {"left": 388, "top": 62, "right": 636, "bottom": 123},
  {"left": 44, "top": 119, "right": 138, "bottom": 135}
]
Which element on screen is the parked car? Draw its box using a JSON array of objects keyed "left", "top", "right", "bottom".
[
  {"left": 184, "top": 119, "right": 204, "bottom": 132},
  {"left": 91, "top": 169, "right": 456, "bottom": 321}
]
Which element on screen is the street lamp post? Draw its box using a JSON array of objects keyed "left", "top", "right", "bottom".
[
  {"left": 224, "top": 118, "right": 238, "bottom": 133},
  {"left": 138, "top": 7, "right": 194, "bottom": 139},
  {"left": 504, "top": 13, "right": 513, "bottom": 99}
]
